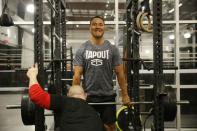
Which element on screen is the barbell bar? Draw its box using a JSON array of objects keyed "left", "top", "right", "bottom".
[
  {"left": 6, "top": 100, "right": 189, "bottom": 109},
  {"left": 89, "top": 100, "right": 189, "bottom": 105},
  {"left": 6, "top": 104, "right": 21, "bottom": 109},
  {"left": 6, "top": 105, "right": 151, "bottom": 116}
]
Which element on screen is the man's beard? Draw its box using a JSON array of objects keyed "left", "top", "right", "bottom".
[{"left": 92, "top": 32, "right": 104, "bottom": 39}]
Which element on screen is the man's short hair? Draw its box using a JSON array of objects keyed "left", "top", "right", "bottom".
[{"left": 90, "top": 16, "right": 105, "bottom": 25}]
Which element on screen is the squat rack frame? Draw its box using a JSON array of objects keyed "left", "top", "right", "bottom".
[
  {"left": 33, "top": 0, "right": 67, "bottom": 131},
  {"left": 125, "top": 0, "right": 165, "bottom": 130}
]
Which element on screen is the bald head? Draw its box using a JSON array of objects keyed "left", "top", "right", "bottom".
[{"left": 67, "top": 85, "right": 87, "bottom": 100}]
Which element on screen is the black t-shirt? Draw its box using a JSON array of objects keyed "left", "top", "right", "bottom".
[{"left": 50, "top": 95, "right": 104, "bottom": 131}]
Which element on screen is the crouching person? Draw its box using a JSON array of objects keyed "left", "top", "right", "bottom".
[{"left": 27, "top": 63, "right": 104, "bottom": 131}]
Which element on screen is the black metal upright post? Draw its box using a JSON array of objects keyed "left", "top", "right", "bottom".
[
  {"left": 61, "top": 3, "right": 67, "bottom": 94},
  {"left": 53, "top": 0, "right": 62, "bottom": 129},
  {"left": 34, "top": 0, "right": 45, "bottom": 131},
  {"left": 54, "top": 0, "right": 62, "bottom": 95},
  {"left": 70, "top": 47, "right": 73, "bottom": 72},
  {"left": 153, "top": 0, "right": 164, "bottom": 130},
  {"left": 50, "top": 0, "right": 55, "bottom": 94},
  {"left": 126, "top": 0, "right": 132, "bottom": 101},
  {"left": 131, "top": 0, "right": 142, "bottom": 130},
  {"left": 125, "top": 0, "right": 141, "bottom": 130}
]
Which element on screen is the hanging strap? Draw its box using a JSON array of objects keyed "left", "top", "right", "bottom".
[
  {"left": 139, "top": 0, "right": 151, "bottom": 14},
  {"left": 2, "top": 0, "right": 8, "bottom": 14}
]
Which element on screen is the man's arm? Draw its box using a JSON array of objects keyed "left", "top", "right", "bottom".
[
  {"left": 29, "top": 84, "right": 50, "bottom": 109},
  {"left": 27, "top": 64, "right": 50, "bottom": 109},
  {"left": 114, "top": 64, "right": 131, "bottom": 105},
  {"left": 72, "top": 65, "right": 83, "bottom": 85}
]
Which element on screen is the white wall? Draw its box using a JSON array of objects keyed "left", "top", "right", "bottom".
[
  {"left": 21, "top": 32, "right": 34, "bottom": 68},
  {"left": 21, "top": 8, "right": 35, "bottom": 68},
  {"left": 0, "top": 0, "right": 2, "bottom": 16}
]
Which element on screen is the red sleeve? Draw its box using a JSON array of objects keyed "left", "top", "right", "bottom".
[{"left": 29, "top": 84, "right": 50, "bottom": 109}]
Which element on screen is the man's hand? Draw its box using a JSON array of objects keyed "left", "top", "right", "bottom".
[
  {"left": 27, "top": 63, "right": 39, "bottom": 86},
  {"left": 27, "top": 63, "right": 38, "bottom": 79},
  {"left": 122, "top": 94, "right": 131, "bottom": 106}
]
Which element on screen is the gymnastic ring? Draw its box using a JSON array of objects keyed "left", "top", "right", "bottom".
[
  {"left": 140, "top": 12, "right": 153, "bottom": 33},
  {"left": 136, "top": 12, "right": 143, "bottom": 30}
]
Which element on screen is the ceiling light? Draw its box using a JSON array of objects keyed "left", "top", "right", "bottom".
[
  {"left": 168, "top": 3, "right": 182, "bottom": 13},
  {"left": 32, "top": 28, "right": 35, "bottom": 33},
  {"left": 7, "top": 29, "right": 10, "bottom": 37},
  {"left": 178, "top": 3, "right": 183, "bottom": 7},
  {"left": 26, "top": 4, "right": 34, "bottom": 13},
  {"left": 106, "top": 4, "right": 109, "bottom": 8},
  {"left": 168, "top": 9, "right": 174, "bottom": 13},
  {"left": 76, "top": 25, "right": 79, "bottom": 28},
  {"left": 165, "top": 46, "right": 170, "bottom": 51},
  {"left": 169, "top": 34, "right": 175, "bottom": 40},
  {"left": 184, "top": 32, "right": 191, "bottom": 38},
  {"left": 145, "top": 50, "right": 150, "bottom": 54}
]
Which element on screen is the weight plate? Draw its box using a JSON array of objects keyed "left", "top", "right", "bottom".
[
  {"left": 163, "top": 86, "right": 177, "bottom": 121},
  {"left": 116, "top": 106, "right": 135, "bottom": 131},
  {"left": 21, "top": 90, "right": 35, "bottom": 125}
]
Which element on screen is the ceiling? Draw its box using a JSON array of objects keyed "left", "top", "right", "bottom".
[
  {"left": 63, "top": 0, "right": 197, "bottom": 21},
  {"left": 4, "top": 0, "right": 195, "bottom": 21}
]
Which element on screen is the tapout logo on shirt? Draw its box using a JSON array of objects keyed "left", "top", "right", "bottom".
[{"left": 85, "top": 50, "right": 109, "bottom": 66}]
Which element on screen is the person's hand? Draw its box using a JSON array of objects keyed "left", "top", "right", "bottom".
[
  {"left": 26, "top": 63, "right": 38, "bottom": 79},
  {"left": 122, "top": 94, "right": 131, "bottom": 106}
]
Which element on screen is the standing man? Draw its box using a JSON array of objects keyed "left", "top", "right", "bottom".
[{"left": 72, "top": 16, "right": 131, "bottom": 131}]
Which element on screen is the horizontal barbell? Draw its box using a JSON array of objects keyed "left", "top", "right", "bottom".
[
  {"left": 5, "top": 105, "right": 151, "bottom": 116},
  {"left": 6, "top": 104, "right": 21, "bottom": 109},
  {"left": 6, "top": 100, "right": 189, "bottom": 109},
  {"left": 61, "top": 78, "right": 117, "bottom": 82},
  {"left": 89, "top": 100, "right": 189, "bottom": 105}
]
